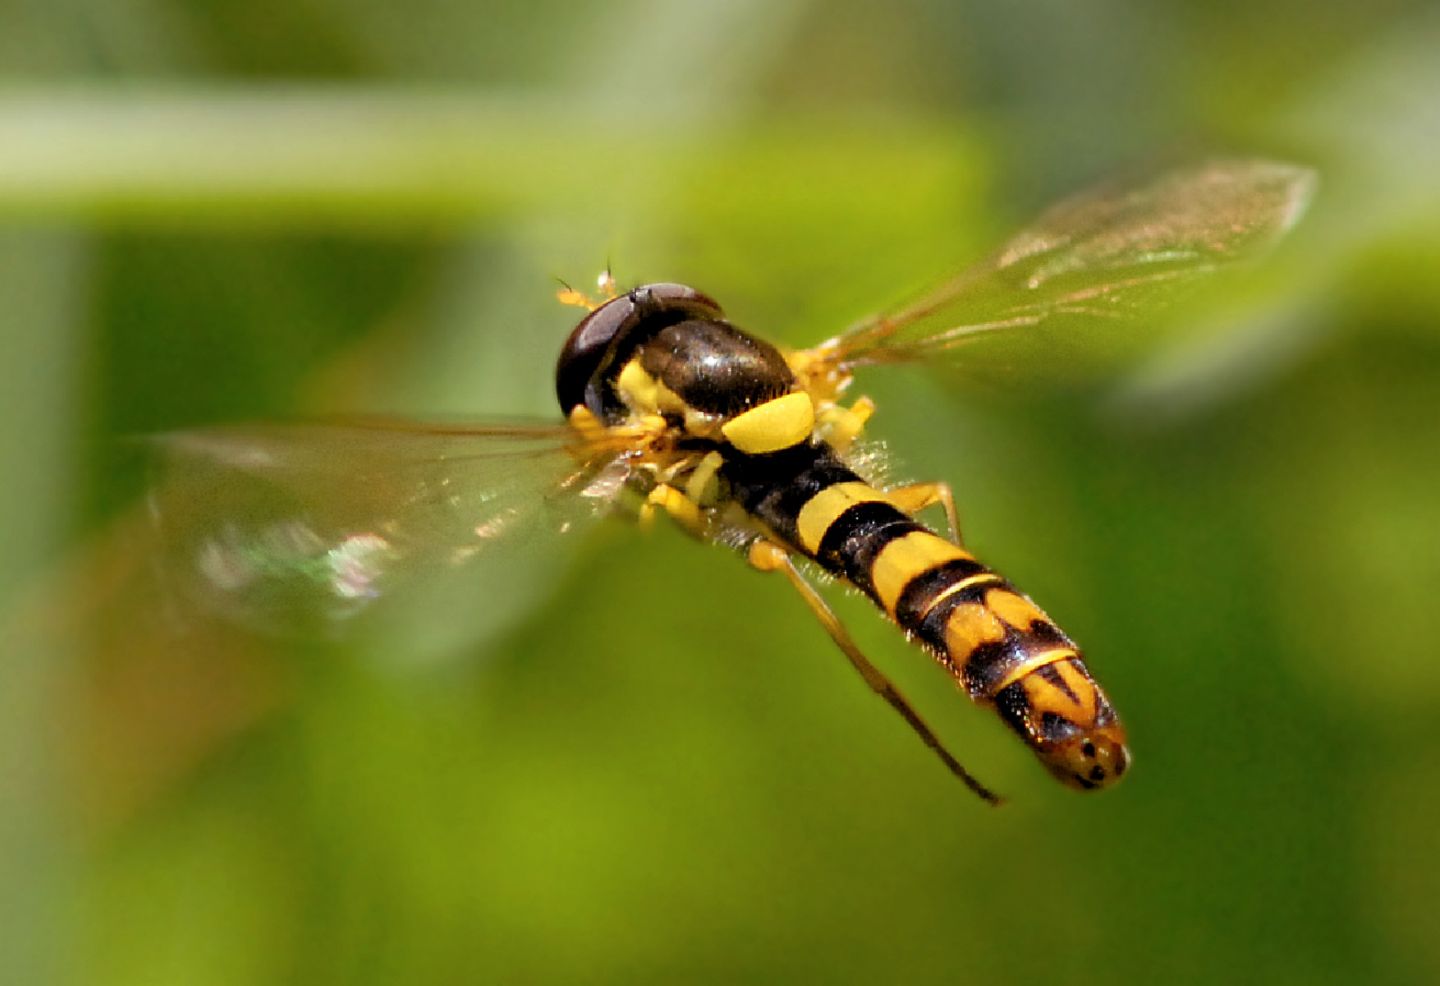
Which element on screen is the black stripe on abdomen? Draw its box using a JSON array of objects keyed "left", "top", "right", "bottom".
[
  {"left": 892, "top": 557, "right": 992, "bottom": 628},
  {"left": 728, "top": 447, "right": 858, "bottom": 546},
  {"left": 814, "top": 500, "right": 922, "bottom": 594}
]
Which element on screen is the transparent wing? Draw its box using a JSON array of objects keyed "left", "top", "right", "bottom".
[
  {"left": 808, "top": 159, "right": 1317, "bottom": 373},
  {"left": 144, "top": 418, "right": 636, "bottom": 648}
]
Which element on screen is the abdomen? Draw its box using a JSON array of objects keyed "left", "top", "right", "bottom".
[{"left": 726, "top": 445, "right": 1130, "bottom": 790}]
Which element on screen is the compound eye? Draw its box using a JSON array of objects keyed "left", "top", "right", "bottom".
[
  {"left": 553, "top": 283, "right": 725, "bottom": 415},
  {"left": 554, "top": 293, "right": 637, "bottom": 414},
  {"left": 633, "top": 282, "right": 723, "bottom": 317}
]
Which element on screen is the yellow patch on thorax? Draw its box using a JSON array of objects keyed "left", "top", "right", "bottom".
[
  {"left": 616, "top": 359, "right": 688, "bottom": 416},
  {"left": 721, "top": 392, "right": 815, "bottom": 454}
]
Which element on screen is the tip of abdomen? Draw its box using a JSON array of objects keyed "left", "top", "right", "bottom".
[{"left": 994, "top": 658, "right": 1130, "bottom": 790}]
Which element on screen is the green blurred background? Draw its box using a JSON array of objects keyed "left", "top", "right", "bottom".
[{"left": 3, "top": 1, "right": 1440, "bottom": 984}]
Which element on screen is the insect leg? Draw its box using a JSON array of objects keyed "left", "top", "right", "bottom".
[
  {"left": 886, "top": 481, "right": 963, "bottom": 545},
  {"left": 638, "top": 449, "right": 728, "bottom": 537},
  {"left": 639, "top": 483, "right": 708, "bottom": 537},
  {"left": 747, "top": 539, "right": 1002, "bottom": 805},
  {"left": 814, "top": 396, "right": 875, "bottom": 453}
]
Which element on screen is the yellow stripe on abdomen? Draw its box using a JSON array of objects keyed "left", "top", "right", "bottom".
[
  {"left": 870, "top": 531, "right": 974, "bottom": 617},
  {"left": 795, "top": 481, "right": 890, "bottom": 554}
]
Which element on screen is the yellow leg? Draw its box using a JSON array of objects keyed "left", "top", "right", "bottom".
[
  {"left": 639, "top": 483, "right": 708, "bottom": 538},
  {"left": 747, "top": 539, "right": 1002, "bottom": 805},
  {"left": 886, "top": 481, "right": 962, "bottom": 545},
  {"left": 683, "top": 450, "right": 727, "bottom": 507},
  {"left": 814, "top": 396, "right": 875, "bottom": 453}
]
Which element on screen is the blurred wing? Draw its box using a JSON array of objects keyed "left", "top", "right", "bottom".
[
  {"left": 810, "top": 159, "right": 1317, "bottom": 372},
  {"left": 144, "top": 418, "right": 635, "bottom": 647}
]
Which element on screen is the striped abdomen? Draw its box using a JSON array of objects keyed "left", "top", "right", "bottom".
[{"left": 727, "top": 446, "right": 1129, "bottom": 790}]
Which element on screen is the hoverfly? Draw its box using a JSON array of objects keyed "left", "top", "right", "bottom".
[{"left": 147, "top": 159, "right": 1315, "bottom": 803}]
